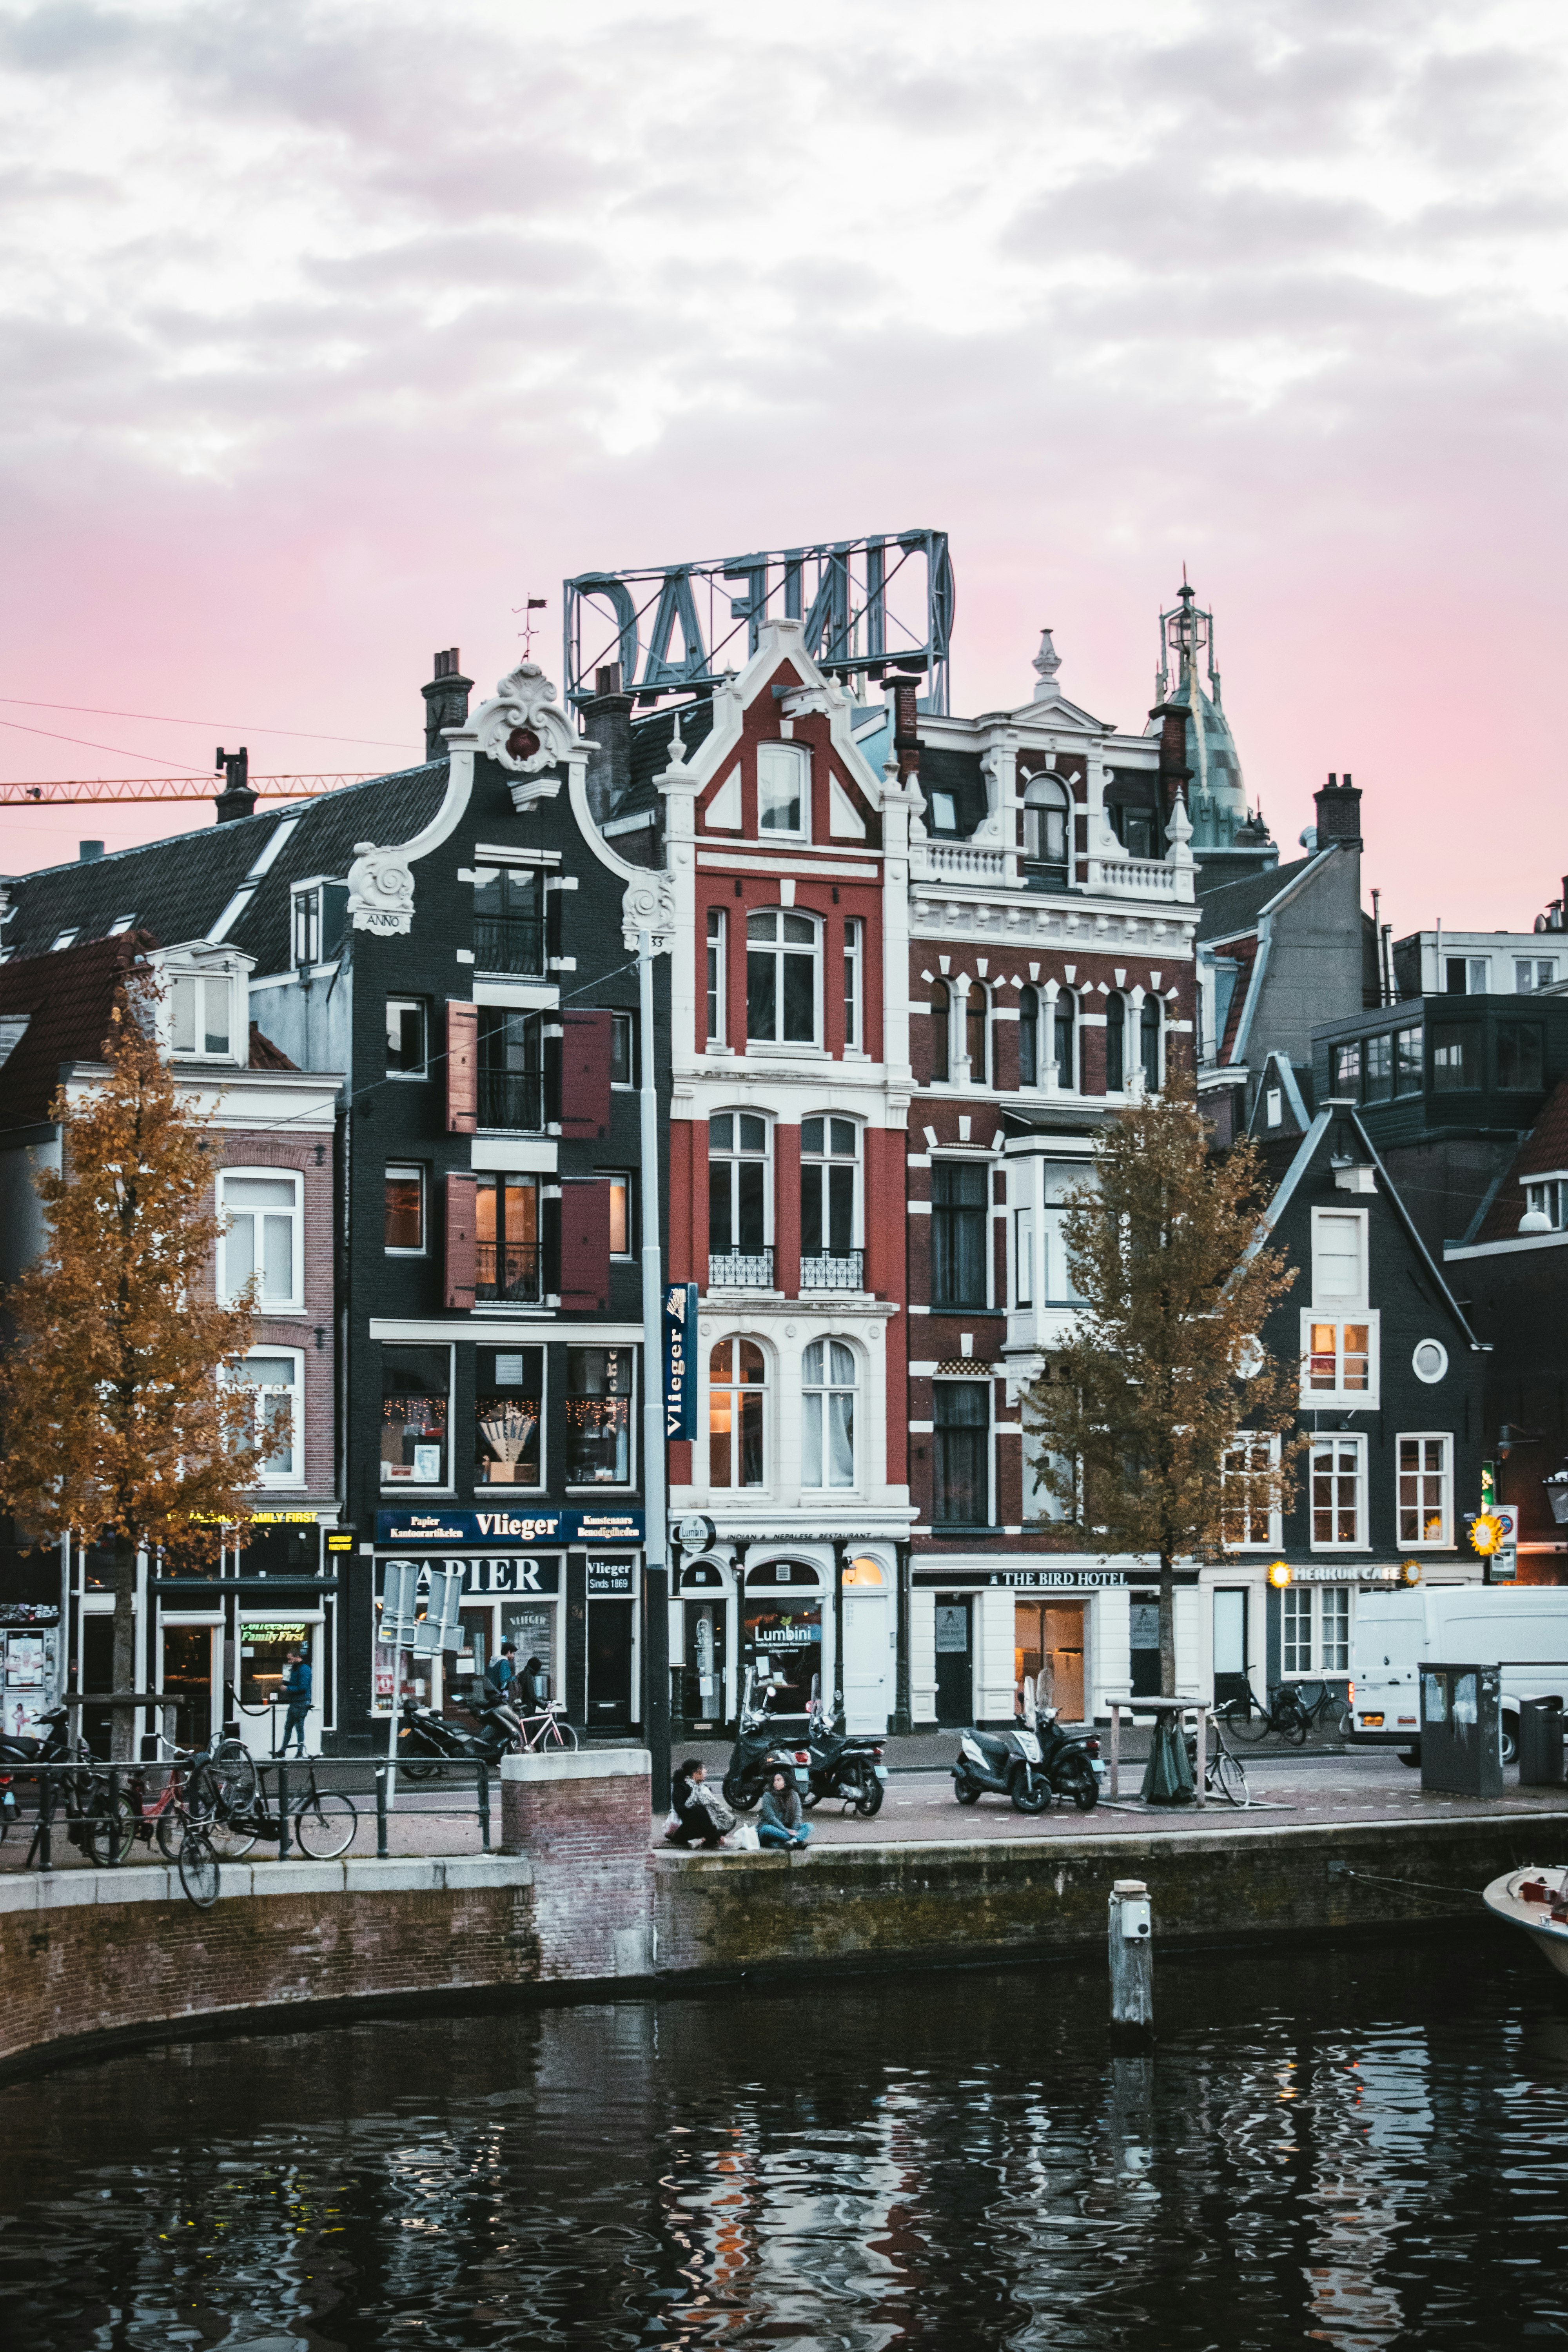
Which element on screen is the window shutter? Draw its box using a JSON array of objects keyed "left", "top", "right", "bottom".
[
  {"left": 446, "top": 1002, "right": 478, "bottom": 1134},
  {"left": 443, "top": 1173, "right": 477, "bottom": 1310},
  {"left": 559, "top": 1008, "right": 612, "bottom": 1140},
  {"left": 558, "top": 1178, "right": 611, "bottom": 1310}
]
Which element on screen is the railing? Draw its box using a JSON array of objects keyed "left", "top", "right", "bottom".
[
  {"left": 478, "top": 1067, "right": 547, "bottom": 1130},
  {"left": 708, "top": 1247, "right": 775, "bottom": 1289},
  {"left": 476, "top": 1240, "right": 542, "bottom": 1304},
  {"left": 1090, "top": 855, "right": 1192, "bottom": 904},
  {"left": 800, "top": 1249, "right": 865, "bottom": 1289},
  {"left": 921, "top": 842, "right": 1009, "bottom": 882},
  {"left": 474, "top": 915, "right": 547, "bottom": 976}
]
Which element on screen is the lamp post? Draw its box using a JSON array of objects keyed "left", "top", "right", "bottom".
[{"left": 637, "top": 927, "right": 671, "bottom": 1809}]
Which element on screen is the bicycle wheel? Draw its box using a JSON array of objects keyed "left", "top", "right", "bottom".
[
  {"left": 543, "top": 1717, "right": 579, "bottom": 1753},
  {"left": 156, "top": 1804, "right": 186, "bottom": 1862},
  {"left": 1223, "top": 1697, "right": 1269, "bottom": 1745},
  {"left": 1212, "top": 1751, "right": 1249, "bottom": 1807},
  {"left": 1334, "top": 1699, "right": 1355, "bottom": 1740},
  {"left": 209, "top": 1813, "right": 260, "bottom": 1859},
  {"left": 181, "top": 1761, "right": 223, "bottom": 1824},
  {"left": 81, "top": 1789, "right": 138, "bottom": 1866},
  {"left": 292, "top": 1790, "right": 357, "bottom": 1859},
  {"left": 1279, "top": 1698, "right": 1310, "bottom": 1747},
  {"left": 178, "top": 1828, "right": 220, "bottom": 1908},
  {"left": 209, "top": 1740, "right": 258, "bottom": 1817}
]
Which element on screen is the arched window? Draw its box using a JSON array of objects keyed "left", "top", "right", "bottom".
[
  {"left": 710, "top": 1338, "right": 766, "bottom": 1488},
  {"left": 965, "top": 983, "right": 989, "bottom": 1085},
  {"left": 1053, "top": 989, "right": 1077, "bottom": 1091},
  {"left": 708, "top": 1112, "right": 770, "bottom": 1285},
  {"left": 746, "top": 909, "right": 818, "bottom": 1044},
  {"left": 800, "top": 1116, "right": 859, "bottom": 1285},
  {"left": 1105, "top": 994, "right": 1126, "bottom": 1093},
  {"left": 1141, "top": 996, "right": 1162, "bottom": 1093},
  {"left": 931, "top": 982, "right": 951, "bottom": 1083},
  {"left": 1023, "top": 775, "right": 1071, "bottom": 879},
  {"left": 802, "top": 1339, "right": 856, "bottom": 1488},
  {"left": 1019, "top": 987, "right": 1039, "bottom": 1087},
  {"left": 757, "top": 741, "right": 808, "bottom": 837}
]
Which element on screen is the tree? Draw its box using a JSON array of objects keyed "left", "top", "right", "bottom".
[
  {"left": 1022, "top": 1078, "right": 1300, "bottom": 1697},
  {"left": 0, "top": 982, "right": 278, "bottom": 1755}
]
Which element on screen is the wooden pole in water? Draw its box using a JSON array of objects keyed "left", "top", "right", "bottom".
[{"left": 1109, "top": 1877, "right": 1153, "bottom": 2032}]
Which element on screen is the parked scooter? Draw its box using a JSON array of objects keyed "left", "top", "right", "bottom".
[
  {"left": 804, "top": 1697, "right": 887, "bottom": 1818},
  {"left": 722, "top": 1667, "right": 813, "bottom": 1812},
  {"left": 0, "top": 1703, "right": 81, "bottom": 1771},
  {"left": 952, "top": 1678, "right": 1100, "bottom": 1813},
  {"left": 397, "top": 1696, "right": 515, "bottom": 1778}
]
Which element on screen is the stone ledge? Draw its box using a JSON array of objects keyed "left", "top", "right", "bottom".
[
  {"left": 0, "top": 1853, "right": 534, "bottom": 1912},
  {"left": 501, "top": 1747, "right": 651, "bottom": 1784}
]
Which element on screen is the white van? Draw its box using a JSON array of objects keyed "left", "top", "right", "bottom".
[{"left": 1352, "top": 1586, "right": 1568, "bottom": 1764}]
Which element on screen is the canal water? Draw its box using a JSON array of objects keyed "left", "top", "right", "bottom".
[{"left": 1, "top": 1933, "right": 1565, "bottom": 2349}]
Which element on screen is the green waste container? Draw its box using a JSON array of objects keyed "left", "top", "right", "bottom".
[{"left": 1140, "top": 1717, "right": 1195, "bottom": 1805}]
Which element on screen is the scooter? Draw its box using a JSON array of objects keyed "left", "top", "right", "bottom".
[
  {"left": 0, "top": 1703, "right": 81, "bottom": 1770},
  {"left": 803, "top": 1697, "right": 887, "bottom": 1818},
  {"left": 952, "top": 1678, "right": 1100, "bottom": 1813},
  {"left": 397, "top": 1696, "right": 515, "bottom": 1779},
  {"left": 721, "top": 1667, "right": 813, "bottom": 1813}
]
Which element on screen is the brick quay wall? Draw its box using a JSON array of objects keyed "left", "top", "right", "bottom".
[{"left": 2, "top": 1752, "right": 1562, "bottom": 2078}]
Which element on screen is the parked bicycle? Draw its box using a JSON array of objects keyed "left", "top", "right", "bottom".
[
  {"left": 1290, "top": 1679, "right": 1354, "bottom": 1739},
  {"left": 1220, "top": 1682, "right": 1311, "bottom": 1745},
  {"left": 517, "top": 1701, "right": 578, "bottom": 1755},
  {"left": 1185, "top": 1714, "right": 1250, "bottom": 1806},
  {"left": 213, "top": 1760, "right": 357, "bottom": 1860}
]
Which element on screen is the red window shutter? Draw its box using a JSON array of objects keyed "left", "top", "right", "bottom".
[
  {"left": 444, "top": 1173, "right": 477, "bottom": 1310},
  {"left": 558, "top": 1008, "right": 612, "bottom": 1140},
  {"left": 446, "top": 1002, "right": 478, "bottom": 1134},
  {"left": 558, "top": 1178, "right": 611, "bottom": 1310}
]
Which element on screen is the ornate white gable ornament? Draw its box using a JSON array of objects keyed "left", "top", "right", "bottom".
[
  {"left": 472, "top": 661, "right": 577, "bottom": 812},
  {"left": 347, "top": 840, "right": 416, "bottom": 935}
]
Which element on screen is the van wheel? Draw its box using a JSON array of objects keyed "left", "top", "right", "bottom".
[
  {"left": 1397, "top": 1748, "right": 1420, "bottom": 1768},
  {"left": 1501, "top": 1715, "right": 1519, "bottom": 1769}
]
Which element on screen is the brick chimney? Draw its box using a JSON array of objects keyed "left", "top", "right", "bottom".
[
  {"left": 582, "top": 661, "right": 634, "bottom": 826},
  {"left": 422, "top": 648, "right": 472, "bottom": 762},
  {"left": 214, "top": 746, "right": 256, "bottom": 824},
  {"left": 1148, "top": 701, "right": 1194, "bottom": 815},
  {"left": 1313, "top": 771, "right": 1362, "bottom": 849},
  {"left": 885, "top": 672, "right": 923, "bottom": 783}
]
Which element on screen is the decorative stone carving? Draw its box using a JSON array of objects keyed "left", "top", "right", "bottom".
[
  {"left": 347, "top": 840, "right": 416, "bottom": 935},
  {"left": 621, "top": 870, "right": 678, "bottom": 953},
  {"left": 472, "top": 662, "right": 577, "bottom": 777}
]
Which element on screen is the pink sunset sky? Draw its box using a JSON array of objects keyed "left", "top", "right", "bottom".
[{"left": 1, "top": 0, "right": 1564, "bottom": 937}]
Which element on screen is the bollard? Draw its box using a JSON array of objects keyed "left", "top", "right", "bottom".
[
  {"left": 277, "top": 1762, "right": 291, "bottom": 1860},
  {"left": 477, "top": 1762, "right": 490, "bottom": 1852},
  {"left": 1109, "top": 1877, "right": 1153, "bottom": 2033},
  {"left": 376, "top": 1764, "right": 390, "bottom": 1859}
]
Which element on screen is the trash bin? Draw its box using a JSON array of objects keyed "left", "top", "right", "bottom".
[
  {"left": 1419, "top": 1664, "right": 1503, "bottom": 1798},
  {"left": 1519, "top": 1696, "right": 1566, "bottom": 1787}
]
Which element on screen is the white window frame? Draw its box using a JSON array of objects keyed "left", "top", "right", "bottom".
[
  {"left": 1396, "top": 1432, "right": 1452, "bottom": 1548},
  {"left": 218, "top": 1168, "right": 303, "bottom": 1311},
  {"left": 1310, "top": 1207, "right": 1368, "bottom": 1307},
  {"left": 707, "top": 1334, "right": 769, "bottom": 1492},
  {"left": 234, "top": 1347, "right": 304, "bottom": 1487},
  {"left": 384, "top": 1163, "right": 426, "bottom": 1256},
  {"left": 799, "top": 1114, "right": 860, "bottom": 1274},
  {"left": 1300, "top": 1308, "right": 1381, "bottom": 1408},
  {"left": 1309, "top": 1434, "right": 1368, "bottom": 1552},
  {"left": 705, "top": 908, "right": 726, "bottom": 1046},
  {"left": 1222, "top": 1431, "right": 1283, "bottom": 1550},
  {"left": 800, "top": 1337, "right": 858, "bottom": 1491},
  {"left": 380, "top": 1341, "right": 455, "bottom": 1492},
  {"left": 1281, "top": 1583, "right": 1352, "bottom": 1677},
  {"left": 1014, "top": 1207, "right": 1034, "bottom": 1305},
  {"left": 609, "top": 1011, "right": 636, "bottom": 1088},
  {"left": 1517, "top": 956, "right": 1557, "bottom": 995},
  {"left": 167, "top": 965, "right": 244, "bottom": 1065},
  {"left": 708, "top": 1110, "right": 773, "bottom": 1262},
  {"left": 842, "top": 916, "right": 862, "bottom": 1051},
  {"left": 745, "top": 908, "right": 821, "bottom": 1049},
  {"left": 931, "top": 1374, "right": 995, "bottom": 1530},
  {"left": 1524, "top": 1179, "right": 1568, "bottom": 1232},
  {"left": 757, "top": 741, "right": 809, "bottom": 840}
]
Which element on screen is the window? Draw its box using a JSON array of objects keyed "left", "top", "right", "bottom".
[
  {"left": 1445, "top": 956, "right": 1489, "bottom": 994},
  {"left": 929, "top": 791, "right": 958, "bottom": 832},
  {"left": 1106, "top": 994, "right": 1126, "bottom": 1092},
  {"left": 381, "top": 1344, "right": 451, "bottom": 1486},
  {"left": 219, "top": 1171, "right": 301, "bottom": 1308},
  {"left": 385, "top": 1165, "right": 425, "bottom": 1252},
  {"left": 477, "top": 1008, "right": 545, "bottom": 1129},
  {"left": 1363, "top": 1032, "right": 1393, "bottom": 1103},
  {"left": 710, "top": 1338, "right": 765, "bottom": 1487},
  {"left": 171, "top": 972, "right": 234, "bottom": 1060},
  {"left": 292, "top": 886, "right": 320, "bottom": 969},
  {"left": 1023, "top": 775, "right": 1070, "bottom": 875},
  {"left": 566, "top": 1347, "right": 634, "bottom": 1486},
  {"left": 1398, "top": 1435, "right": 1451, "bottom": 1546},
  {"left": 932, "top": 1160, "right": 988, "bottom": 1308},
  {"left": 607, "top": 1173, "right": 633, "bottom": 1257},
  {"left": 746, "top": 909, "right": 817, "bottom": 1044},
  {"left": 1524, "top": 1181, "right": 1568, "bottom": 1232},
  {"left": 706, "top": 909, "right": 726, "bottom": 1045},
  {"left": 1015, "top": 1209, "right": 1034, "bottom": 1305},
  {"left": 708, "top": 1112, "right": 770, "bottom": 1283},
  {"left": 1140, "top": 996, "right": 1161, "bottom": 1093},
  {"left": 610, "top": 1012, "right": 635, "bottom": 1087},
  {"left": 474, "top": 1347, "right": 543, "bottom": 1488},
  {"left": 931, "top": 983, "right": 952, "bottom": 1082},
  {"left": 475, "top": 1174, "right": 540, "bottom": 1303},
  {"left": 1053, "top": 990, "right": 1077, "bottom": 1091},
  {"left": 933, "top": 1382, "right": 990, "bottom": 1525},
  {"left": 1109, "top": 801, "right": 1156, "bottom": 859},
  {"left": 1283, "top": 1585, "right": 1350, "bottom": 1675},
  {"left": 842, "top": 918, "right": 862, "bottom": 1049},
  {"left": 1332, "top": 1041, "right": 1361, "bottom": 1096},
  {"left": 1431, "top": 1022, "right": 1476, "bottom": 1091},
  {"left": 1412, "top": 1338, "right": 1450, "bottom": 1381},
  {"left": 1517, "top": 958, "right": 1557, "bottom": 994},
  {"left": 1303, "top": 1315, "right": 1377, "bottom": 1403},
  {"left": 1497, "top": 1020, "right": 1543, "bottom": 1091},
  {"left": 801, "top": 1116, "right": 858, "bottom": 1283},
  {"left": 234, "top": 1351, "right": 302, "bottom": 1484},
  {"left": 1019, "top": 990, "right": 1038, "bottom": 1087},
  {"left": 1312, "top": 1209, "right": 1367, "bottom": 1306},
  {"left": 1282, "top": 1585, "right": 1313, "bottom": 1675},
  {"left": 1310, "top": 1436, "right": 1367, "bottom": 1549},
  {"left": 474, "top": 866, "right": 544, "bottom": 976},
  {"left": 965, "top": 984, "right": 989, "bottom": 1084},
  {"left": 1222, "top": 1434, "right": 1281, "bottom": 1548},
  {"left": 50, "top": 928, "right": 78, "bottom": 952},
  {"left": 1395, "top": 1025, "right": 1423, "bottom": 1094},
  {"left": 802, "top": 1339, "right": 856, "bottom": 1488},
  {"left": 757, "top": 741, "right": 807, "bottom": 836},
  {"left": 386, "top": 998, "right": 428, "bottom": 1076}
]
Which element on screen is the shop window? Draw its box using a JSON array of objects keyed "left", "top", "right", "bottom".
[
  {"left": 1221, "top": 1433, "right": 1281, "bottom": 1548},
  {"left": 931, "top": 1161, "right": 988, "bottom": 1308},
  {"left": 1397, "top": 1434, "right": 1451, "bottom": 1546},
  {"left": 475, "top": 1174, "right": 540, "bottom": 1303},
  {"left": 746, "top": 908, "right": 818, "bottom": 1044},
  {"left": 800, "top": 1116, "right": 858, "bottom": 1285},
  {"left": 233, "top": 1351, "right": 302, "bottom": 1483},
  {"left": 965, "top": 984, "right": 989, "bottom": 1085},
  {"left": 1106, "top": 994, "right": 1126, "bottom": 1092},
  {"left": 475, "top": 1346, "right": 543, "bottom": 1489},
  {"left": 709, "top": 1112, "right": 771, "bottom": 1285},
  {"left": 710, "top": 1338, "right": 766, "bottom": 1488},
  {"left": 1310, "top": 1436, "right": 1367, "bottom": 1549},
  {"left": 933, "top": 1380, "right": 990, "bottom": 1525},
  {"left": 219, "top": 1170, "right": 301, "bottom": 1308},
  {"left": 566, "top": 1348, "right": 634, "bottom": 1486},
  {"left": 387, "top": 997, "right": 428, "bottom": 1077},
  {"left": 1284, "top": 1585, "right": 1350, "bottom": 1675},
  {"left": 1395, "top": 1024, "right": 1423, "bottom": 1094},
  {"left": 843, "top": 918, "right": 862, "bottom": 1049},
  {"left": 381, "top": 1343, "right": 451, "bottom": 1486},
  {"left": 1430, "top": 1022, "right": 1476, "bottom": 1091},
  {"left": 385, "top": 1164, "right": 425, "bottom": 1253},
  {"left": 705, "top": 910, "right": 726, "bottom": 1045},
  {"left": 802, "top": 1339, "right": 856, "bottom": 1488},
  {"left": 473, "top": 866, "right": 545, "bottom": 977},
  {"left": 757, "top": 741, "right": 808, "bottom": 837},
  {"left": 1497, "top": 1019, "right": 1544, "bottom": 1091}
]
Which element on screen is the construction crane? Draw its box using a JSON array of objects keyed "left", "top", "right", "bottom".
[{"left": 0, "top": 770, "right": 377, "bottom": 807}]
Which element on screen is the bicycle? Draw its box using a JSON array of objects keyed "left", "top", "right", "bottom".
[
  {"left": 216, "top": 1760, "right": 358, "bottom": 1860},
  {"left": 1220, "top": 1682, "right": 1310, "bottom": 1746},
  {"left": 1185, "top": 1714, "right": 1250, "bottom": 1806},
  {"left": 517, "top": 1701, "right": 578, "bottom": 1755},
  {"left": 1291, "top": 1680, "right": 1354, "bottom": 1740},
  {"left": 131, "top": 1733, "right": 260, "bottom": 1859}
]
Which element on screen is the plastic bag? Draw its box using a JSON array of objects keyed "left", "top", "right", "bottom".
[{"left": 730, "top": 1823, "right": 759, "bottom": 1851}]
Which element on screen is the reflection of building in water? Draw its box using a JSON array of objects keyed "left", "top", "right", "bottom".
[{"left": 1299, "top": 2030, "right": 1432, "bottom": 2349}]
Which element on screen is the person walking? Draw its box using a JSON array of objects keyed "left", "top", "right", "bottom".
[
  {"left": 491, "top": 1641, "right": 517, "bottom": 1697},
  {"left": 278, "top": 1647, "right": 312, "bottom": 1758},
  {"left": 757, "top": 1767, "right": 809, "bottom": 1851}
]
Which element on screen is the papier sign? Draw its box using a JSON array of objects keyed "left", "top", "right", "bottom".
[{"left": 664, "top": 1281, "right": 698, "bottom": 1441}]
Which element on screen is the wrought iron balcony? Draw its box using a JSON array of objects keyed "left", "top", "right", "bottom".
[
  {"left": 477, "top": 1067, "right": 547, "bottom": 1131},
  {"left": 707, "top": 1247, "right": 775, "bottom": 1290},
  {"left": 800, "top": 1249, "right": 865, "bottom": 1290},
  {"left": 476, "top": 1241, "right": 542, "bottom": 1305},
  {"left": 474, "top": 915, "right": 548, "bottom": 977}
]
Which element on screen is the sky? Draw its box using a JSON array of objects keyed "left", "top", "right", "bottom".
[{"left": 1, "top": 0, "right": 1565, "bottom": 936}]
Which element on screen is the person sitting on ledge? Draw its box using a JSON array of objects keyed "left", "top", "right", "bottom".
[
  {"left": 757, "top": 1767, "right": 810, "bottom": 1851},
  {"left": 666, "top": 1759, "right": 731, "bottom": 1848}
]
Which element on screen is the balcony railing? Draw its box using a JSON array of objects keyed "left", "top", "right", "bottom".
[
  {"left": 921, "top": 841, "right": 1008, "bottom": 882},
  {"left": 476, "top": 1241, "right": 542, "bottom": 1305},
  {"left": 474, "top": 915, "right": 548, "bottom": 977},
  {"left": 800, "top": 1249, "right": 865, "bottom": 1290},
  {"left": 478, "top": 1067, "right": 547, "bottom": 1131},
  {"left": 708, "top": 1247, "right": 775, "bottom": 1290}
]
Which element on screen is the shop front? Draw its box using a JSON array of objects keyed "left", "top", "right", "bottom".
[
  {"left": 743, "top": 1560, "right": 824, "bottom": 1717},
  {"left": 913, "top": 1565, "right": 1132, "bottom": 1728}
]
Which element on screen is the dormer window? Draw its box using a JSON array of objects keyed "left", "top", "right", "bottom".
[
  {"left": 1022, "top": 776, "right": 1070, "bottom": 881},
  {"left": 50, "top": 929, "right": 78, "bottom": 952},
  {"left": 757, "top": 742, "right": 808, "bottom": 837},
  {"left": 930, "top": 791, "right": 958, "bottom": 833},
  {"left": 171, "top": 972, "right": 234, "bottom": 1059},
  {"left": 290, "top": 878, "right": 349, "bottom": 971}
]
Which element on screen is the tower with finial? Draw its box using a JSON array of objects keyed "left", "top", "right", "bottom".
[{"left": 1150, "top": 577, "right": 1274, "bottom": 887}]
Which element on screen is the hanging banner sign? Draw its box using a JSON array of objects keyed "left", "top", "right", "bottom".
[
  {"left": 664, "top": 1281, "right": 699, "bottom": 1442},
  {"left": 377, "top": 1508, "right": 644, "bottom": 1546}
]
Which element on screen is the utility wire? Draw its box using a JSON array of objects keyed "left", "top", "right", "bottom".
[{"left": 0, "top": 693, "right": 419, "bottom": 754}]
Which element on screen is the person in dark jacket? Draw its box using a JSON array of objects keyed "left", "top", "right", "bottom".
[
  {"left": 757, "top": 1767, "right": 809, "bottom": 1850},
  {"left": 666, "top": 1759, "right": 729, "bottom": 1848},
  {"left": 278, "top": 1648, "right": 312, "bottom": 1757}
]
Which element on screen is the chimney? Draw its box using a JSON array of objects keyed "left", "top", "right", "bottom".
[
  {"left": 422, "top": 647, "right": 473, "bottom": 762},
  {"left": 78, "top": 840, "right": 103, "bottom": 863},
  {"left": 214, "top": 746, "right": 256, "bottom": 824},
  {"left": 1148, "top": 699, "right": 1194, "bottom": 815},
  {"left": 582, "top": 660, "right": 634, "bottom": 826},
  {"left": 884, "top": 671, "right": 923, "bottom": 783},
  {"left": 1314, "top": 770, "right": 1362, "bottom": 849}
]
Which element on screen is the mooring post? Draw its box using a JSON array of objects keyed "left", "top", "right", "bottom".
[{"left": 1109, "top": 1876, "right": 1153, "bottom": 2032}]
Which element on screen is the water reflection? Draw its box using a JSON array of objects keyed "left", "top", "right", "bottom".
[{"left": 0, "top": 1936, "right": 1565, "bottom": 2350}]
